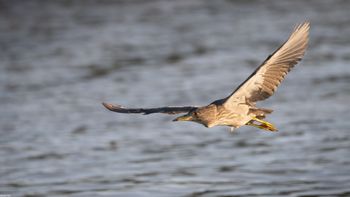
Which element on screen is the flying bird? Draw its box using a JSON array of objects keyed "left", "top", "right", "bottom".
[{"left": 103, "top": 22, "right": 310, "bottom": 132}]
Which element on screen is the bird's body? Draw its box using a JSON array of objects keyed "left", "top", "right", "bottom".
[
  {"left": 173, "top": 98, "right": 274, "bottom": 131},
  {"left": 103, "top": 22, "right": 310, "bottom": 132},
  {"left": 191, "top": 101, "right": 251, "bottom": 128}
]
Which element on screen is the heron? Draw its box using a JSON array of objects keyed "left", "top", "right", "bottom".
[{"left": 103, "top": 22, "right": 310, "bottom": 132}]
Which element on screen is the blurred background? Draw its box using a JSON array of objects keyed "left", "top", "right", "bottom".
[{"left": 1, "top": 0, "right": 350, "bottom": 196}]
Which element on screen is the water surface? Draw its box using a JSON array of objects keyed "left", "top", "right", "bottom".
[{"left": 1, "top": 1, "right": 350, "bottom": 196}]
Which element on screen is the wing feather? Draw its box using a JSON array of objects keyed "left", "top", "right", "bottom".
[
  {"left": 102, "top": 102, "right": 197, "bottom": 115},
  {"left": 223, "top": 22, "right": 310, "bottom": 108}
]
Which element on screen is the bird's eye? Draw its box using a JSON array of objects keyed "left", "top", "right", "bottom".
[{"left": 193, "top": 111, "right": 198, "bottom": 117}]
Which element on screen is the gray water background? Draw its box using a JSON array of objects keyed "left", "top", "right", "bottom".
[{"left": 1, "top": 0, "right": 350, "bottom": 196}]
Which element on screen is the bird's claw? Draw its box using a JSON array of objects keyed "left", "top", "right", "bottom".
[{"left": 248, "top": 117, "right": 278, "bottom": 132}]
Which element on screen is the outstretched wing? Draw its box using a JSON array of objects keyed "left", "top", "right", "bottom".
[
  {"left": 102, "top": 102, "right": 197, "bottom": 115},
  {"left": 223, "top": 22, "right": 310, "bottom": 107}
]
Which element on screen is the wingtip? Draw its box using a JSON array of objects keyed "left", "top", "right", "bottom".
[
  {"left": 303, "top": 21, "right": 311, "bottom": 29},
  {"left": 302, "top": 20, "right": 310, "bottom": 25},
  {"left": 294, "top": 21, "right": 310, "bottom": 31},
  {"left": 102, "top": 102, "right": 115, "bottom": 111}
]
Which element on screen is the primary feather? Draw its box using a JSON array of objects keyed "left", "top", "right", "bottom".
[{"left": 224, "top": 22, "right": 309, "bottom": 108}]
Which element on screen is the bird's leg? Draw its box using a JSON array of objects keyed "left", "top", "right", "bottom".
[
  {"left": 246, "top": 122, "right": 269, "bottom": 131},
  {"left": 249, "top": 117, "right": 278, "bottom": 132}
]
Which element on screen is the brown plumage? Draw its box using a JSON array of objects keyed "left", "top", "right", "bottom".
[{"left": 103, "top": 22, "right": 310, "bottom": 131}]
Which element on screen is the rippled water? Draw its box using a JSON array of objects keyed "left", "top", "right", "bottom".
[{"left": 1, "top": 0, "right": 350, "bottom": 196}]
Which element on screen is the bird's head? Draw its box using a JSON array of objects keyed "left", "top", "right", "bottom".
[
  {"left": 173, "top": 105, "right": 216, "bottom": 128},
  {"left": 173, "top": 110, "right": 196, "bottom": 122}
]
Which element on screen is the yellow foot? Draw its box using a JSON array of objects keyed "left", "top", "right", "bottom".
[
  {"left": 248, "top": 117, "right": 278, "bottom": 132},
  {"left": 246, "top": 122, "right": 267, "bottom": 130}
]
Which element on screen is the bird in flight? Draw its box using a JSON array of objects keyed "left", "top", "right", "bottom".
[{"left": 103, "top": 22, "right": 310, "bottom": 132}]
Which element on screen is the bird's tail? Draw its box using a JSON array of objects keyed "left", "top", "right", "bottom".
[{"left": 249, "top": 107, "right": 273, "bottom": 119}]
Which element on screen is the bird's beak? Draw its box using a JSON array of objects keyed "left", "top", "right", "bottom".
[{"left": 173, "top": 114, "right": 193, "bottom": 122}]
